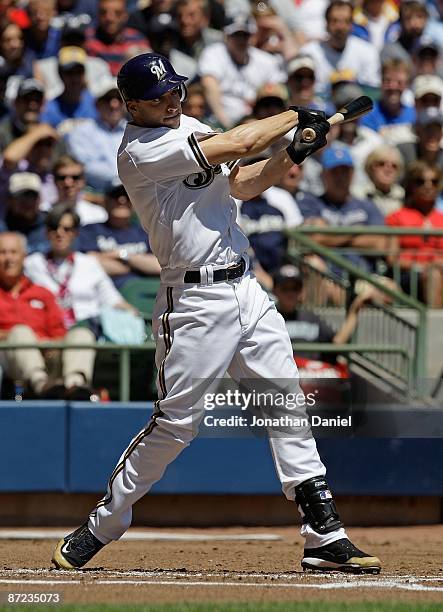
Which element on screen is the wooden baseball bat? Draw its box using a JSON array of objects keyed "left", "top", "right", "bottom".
[{"left": 301, "top": 96, "right": 374, "bottom": 142}]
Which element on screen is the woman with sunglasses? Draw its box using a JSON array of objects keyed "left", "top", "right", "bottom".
[
  {"left": 353, "top": 145, "right": 405, "bottom": 217},
  {"left": 386, "top": 160, "right": 443, "bottom": 307}
]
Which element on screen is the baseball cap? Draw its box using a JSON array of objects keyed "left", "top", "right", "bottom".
[
  {"left": 272, "top": 264, "right": 303, "bottom": 287},
  {"left": 321, "top": 145, "right": 354, "bottom": 170},
  {"left": 16, "top": 78, "right": 45, "bottom": 98},
  {"left": 413, "top": 75, "right": 443, "bottom": 99},
  {"left": 92, "top": 76, "right": 119, "bottom": 100},
  {"left": 223, "top": 15, "right": 257, "bottom": 36},
  {"left": 287, "top": 55, "right": 315, "bottom": 76},
  {"left": 58, "top": 46, "right": 87, "bottom": 70},
  {"left": 416, "top": 107, "right": 443, "bottom": 126},
  {"left": 8, "top": 172, "right": 42, "bottom": 196}
]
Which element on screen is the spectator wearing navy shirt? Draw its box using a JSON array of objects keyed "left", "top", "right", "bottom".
[
  {"left": 78, "top": 180, "right": 160, "bottom": 290},
  {"left": 298, "top": 145, "right": 386, "bottom": 271},
  {"left": 40, "top": 46, "right": 97, "bottom": 134},
  {"left": 238, "top": 158, "right": 303, "bottom": 274},
  {"left": 360, "top": 57, "right": 416, "bottom": 145},
  {"left": 24, "top": 0, "right": 61, "bottom": 60}
]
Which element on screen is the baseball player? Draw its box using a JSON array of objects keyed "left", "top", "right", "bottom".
[{"left": 52, "top": 53, "right": 381, "bottom": 574}]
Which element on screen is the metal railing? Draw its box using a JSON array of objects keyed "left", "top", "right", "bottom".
[
  {"left": 290, "top": 225, "right": 443, "bottom": 305},
  {"left": 287, "top": 228, "right": 428, "bottom": 397},
  {"left": 0, "top": 341, "right": 411, "bottom": 402}
]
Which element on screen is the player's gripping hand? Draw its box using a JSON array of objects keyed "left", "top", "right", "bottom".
[{"left": 286, "top": 107, "right": 329, "bottom": 165}]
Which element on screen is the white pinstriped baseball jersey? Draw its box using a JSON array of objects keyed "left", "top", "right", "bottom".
[{"left": 117, "top": 114, "right": 249, "bottom": 272}]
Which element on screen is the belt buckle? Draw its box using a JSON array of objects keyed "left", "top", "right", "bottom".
[{"left": 226, "top": 265, "right": 235, "bottom": 281}]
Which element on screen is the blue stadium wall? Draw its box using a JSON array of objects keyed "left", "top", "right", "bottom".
[{"left": 1, "top": 401, "right": 442, "bottom": 496}]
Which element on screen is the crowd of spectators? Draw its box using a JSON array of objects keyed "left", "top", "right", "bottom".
[{"left": 0, "top": 0, "right": 443, "bottom": 398}]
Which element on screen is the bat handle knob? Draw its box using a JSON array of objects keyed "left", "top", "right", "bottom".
[{"left": 301, "top": 127, "right": 316, "bottom": 143}]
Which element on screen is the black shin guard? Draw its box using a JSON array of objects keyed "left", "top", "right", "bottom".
[{"left": 295, "top": 476, "right": 344, "bottom": 534}]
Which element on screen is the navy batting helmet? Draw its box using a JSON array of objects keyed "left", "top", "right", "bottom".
[{"left": 117, "top": 53, "right": 188, "bottom": 102}]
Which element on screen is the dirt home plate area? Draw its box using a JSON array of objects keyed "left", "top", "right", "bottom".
[{"left": 0, "top": 525, "right": 443, "bottom": 608}]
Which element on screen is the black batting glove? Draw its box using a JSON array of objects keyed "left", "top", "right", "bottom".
[
  {"left": 286, "top": 107, "right": 330, "bottom": 165},
  {"left": 289, "top": 106, "right": 327, "bottom": 128}
]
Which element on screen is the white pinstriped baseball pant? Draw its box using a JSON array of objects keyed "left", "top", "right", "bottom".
[{"left": 88, "top": 270, "right": 347, "bottom": 549}]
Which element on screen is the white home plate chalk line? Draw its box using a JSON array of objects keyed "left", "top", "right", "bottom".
[
  {"left": 0, "top": 529, "right": 280, "bottom": 542},
  {"left": 0, "top": 578, "right": 443, "bottom": 592},
  {"left": 1, "top": 569, "right": 443, "bottom": 593}
]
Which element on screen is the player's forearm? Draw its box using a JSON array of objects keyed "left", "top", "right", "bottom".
[
  {"left": 229, "top": 149, "right": 294, "bottom": 200},
  {"left": 200, "top": 110, "right": 298, "bottom": 166}
]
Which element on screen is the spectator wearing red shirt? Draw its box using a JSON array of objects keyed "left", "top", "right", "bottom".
[
  {"left": 0, "top": 231, "right": 96, "bottom": 398},
  {"left": 85, "top": 0, "right": 150, "bottom": 76},
  {"left": 386, "top": 161, "right": 443, "bottom": 307}
]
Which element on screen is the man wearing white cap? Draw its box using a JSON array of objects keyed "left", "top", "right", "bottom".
[
  {"left": 65, "top": 77, "right": 126, "bottom": 194},
  {"left": 198, "top": 15, "right": 286, "bottom": 128},
  {"left": 286, "top": 55, "right": 325, "bottom": 111},
  {"left": 4, "top": 172, "right": 48, "bottom": 254},
  {"left": 413, "top": 74, "right": 443, "bottom": 113}
]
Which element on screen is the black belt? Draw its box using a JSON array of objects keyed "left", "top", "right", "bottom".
[{"left": 184, "top": 258, "right": 246, "bottom": 283}]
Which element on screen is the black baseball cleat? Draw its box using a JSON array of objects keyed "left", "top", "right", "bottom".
[
  {"left": 302, "top": 538, "right": 381, "bottom": 574},
  {"left": 52, "top": 523, "right": 105, "bottom": 570}
]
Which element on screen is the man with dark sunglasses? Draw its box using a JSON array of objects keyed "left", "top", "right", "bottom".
[
  {"left": 48, "top": 155, "right": 108, "bottom": 226},
  {"left": 66, "top": 77, "right": 126, "bottom": 194}
]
